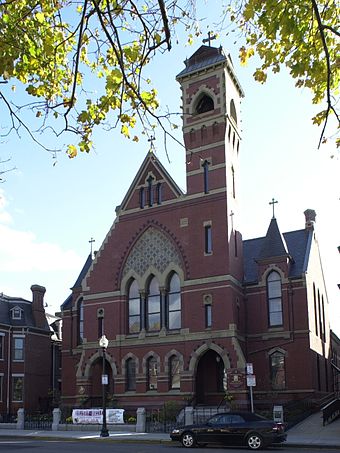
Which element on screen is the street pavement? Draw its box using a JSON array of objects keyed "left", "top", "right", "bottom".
[{"left": 0, "top": 411, "right": 339, "bottom": 448}]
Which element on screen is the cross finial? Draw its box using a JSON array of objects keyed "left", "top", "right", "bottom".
[
  {"left": 202, "top": 31, "right": 217, "bottom": 46},
  {"left": 89, "top": 237, "right": 95, "bottom": 257},
  {"left": 269, "top": 198, "right": 278, "bottom": 219},
  {"left": 148, "top": 135, "right": 155, "bottom": 152}
]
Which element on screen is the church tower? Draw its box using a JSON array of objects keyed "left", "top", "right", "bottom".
[{"left": 176, "top": 45, "right": 244, "bottom": 278}]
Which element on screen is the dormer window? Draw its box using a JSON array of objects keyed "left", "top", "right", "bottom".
[
  {"left": 195, "top": 94, "right": 214, "bottom": 114},
  {"left": 11, "top": 307, "right": 22, "bottom": 320}
]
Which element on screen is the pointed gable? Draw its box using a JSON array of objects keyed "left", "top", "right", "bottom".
[
  {"left": 258, "top": 217, "right": 290, "bottom": 261},
  {"left": 118, "top": 151, "right": 184, "bottom": 214}
]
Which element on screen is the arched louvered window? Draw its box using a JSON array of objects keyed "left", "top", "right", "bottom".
[
  {"left": 168, "top": 273, "right": 181, "bottom": 329},
  {"left": 195, "top": 93, "right": 214, "bottom": 114},
  {"left": 147, "top": 277, "right": 161, "bottom": 331},
  {"left": 230, "top": 99, "right": 237, "bottom": 124},
  {"left": 128, "top": 280, "right": 141, "bottom": 333},
  {"left": 267, "top": 271, "right": 283, "bottom": 326}
]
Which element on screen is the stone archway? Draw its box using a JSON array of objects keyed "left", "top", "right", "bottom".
[
  {"left": 88, "top": 357, "right": 113, "bottom": 408},
  {"left": 195, "top": 349, "right": 224, "bottom": 405}
]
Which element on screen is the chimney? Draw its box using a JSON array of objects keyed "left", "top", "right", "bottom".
[
  {"left": 31, "top": 285, "right": 48, "bottom": 329},
  {"left": 304, "top": 209, "right": 316, "bottom": 230}
]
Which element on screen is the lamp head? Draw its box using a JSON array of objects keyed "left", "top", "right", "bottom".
[{"left": 99, "top": 334, "right": 109, "bottom": 349}]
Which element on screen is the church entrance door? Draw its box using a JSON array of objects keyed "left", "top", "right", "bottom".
[{"left": 195, "top": 349, "right": 224, "bottom": 405}]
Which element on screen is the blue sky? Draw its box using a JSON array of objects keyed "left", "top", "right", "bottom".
[{"left": 0, "top": 8, "right": 339, "bottom": 333}]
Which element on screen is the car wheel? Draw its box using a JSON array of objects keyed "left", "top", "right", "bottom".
[
  {"left": 247, "top": 433, "right": 263, "bottom": 450},
  {"left": 181, "top": 431, "right": 196, "bottom": 448}
]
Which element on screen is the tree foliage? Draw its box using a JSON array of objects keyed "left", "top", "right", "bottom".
[
  {"left": 228, "top": 0, "right": 339, "bottom": 148},
  {"left": 0, "top": 0, "right": 338, "bottom": 157}
]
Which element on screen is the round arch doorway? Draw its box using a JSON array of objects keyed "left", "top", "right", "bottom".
[{"left": 195, "top": 349, "right": 224, "bottom": 405}]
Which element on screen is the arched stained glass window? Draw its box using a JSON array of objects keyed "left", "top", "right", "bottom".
[
  {"left": 78, "top": 298, "right": 84, "bottom": 344},
  {"left": 270, "top": 351, "right": 286, "bottom": 390},
  {"left": 147, "top": 356, "right": 158, "bottom": 390},
  {"left": 147, "top": 277, "right": 161, "bottom": 331},
  {"left": 128, "top": 280, "right": 141, "bottom": 333},
  {"left": 168, "top": 273, "right": 181, "bottom": 329},
  {"left": 126, "top": 358, "right": 136, "bottom": 391},
  {"left": 169, "top": 355, "right": 180, "bottom": 390}
]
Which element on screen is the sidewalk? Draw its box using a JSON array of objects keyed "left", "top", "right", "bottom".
[{"left": 0, "top": 412, "right": 339, "bottom": 448}]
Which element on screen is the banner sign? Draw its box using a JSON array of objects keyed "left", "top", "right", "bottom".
[{"left": 72, "top": 408, "right": 125, "bottom": 424}]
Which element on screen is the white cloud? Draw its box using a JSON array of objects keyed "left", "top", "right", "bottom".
[{"left": 0, "top": 190, "right": 83, "bottom": 273}]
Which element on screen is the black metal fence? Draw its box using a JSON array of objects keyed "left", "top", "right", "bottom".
[{"left": 24, "top": 413, "right": 53, "bottom": 430}]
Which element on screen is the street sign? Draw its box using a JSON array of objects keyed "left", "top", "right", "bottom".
[
  {"left": 101, "top": 374, "right": 108, "bottom": 385},
  {"left": 246, "top": 374, "right": 256, "bottom": 387},
  {"left": 246, "top": 363, "right": 253, "bottom": 375}
]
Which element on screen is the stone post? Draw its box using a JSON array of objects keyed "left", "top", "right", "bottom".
[
  {"left": 16, "top": 408, "right": 24, "bottom": 430},
  {"left": 52, "top": 408, "right": 61, "bottom": 431},
  {"left": 136, "top": 407, "right": 146, "bottom": 433},
  {"left": 185, "top": 406, "right": 194, "bottom": 426}
]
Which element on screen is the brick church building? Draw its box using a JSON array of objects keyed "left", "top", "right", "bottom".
[{"left": 61, "top": 45, "right": 335, "bottom": 412}]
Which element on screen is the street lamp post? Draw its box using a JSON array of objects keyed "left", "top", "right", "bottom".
[{"left": 99, "top": 335, "right": 109, "bottom": 437}]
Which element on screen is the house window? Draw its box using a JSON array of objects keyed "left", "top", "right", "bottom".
[
  {"left": 205, "top": 225, "right": 212, "bottom": 254},
  {"left": 167, "top": 273, "right": 181, "bottom": 330},
  {"left": 147, "top": 357, "right": 157, "bottom": 390},
  {"left": 205, "top": 304, "right": 212, "bottom": 328},
  {"left": 313, "top": 283, "right": 318, "bottom": 336},
  {"left": 78, "top": 299, "right": 84, "bottom": 344},
  {"left": 270, "top": 352, "right": 286, "bottom": 390},
  {"left": 267, "top": 271, "right": 283, "bottom": 326},
  {"left": 12, "top": 307, "right": 22, "bottom": 320},
  {"left": 202, "top": 160, "right": 210, "bottom": 194},
  {"left": 13, "top": 337, "right": 24, "bottom": 361},
  {"left": 12, "top": 376, "right": 24, "bottom": 402},
  {"left": 98, "top": 317, "right": 103, "bottom": 338},
  {"left": 147, "top": 277, "right": 161, "bottom": 332},
  {"left": 128, "top": 280, "right": 141, "bottom": 333},
  {"left": 126, "top": 358, "right": 136, "bottom": 391},
  {"left": 0, "top": 334, "right": 4, "bottom": 360},
  {"left": 169, "top": 355, "right": 180, "bottom": 390}
]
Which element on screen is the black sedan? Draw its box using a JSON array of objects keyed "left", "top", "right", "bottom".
[{"left": 170, "top": 411, "right": 287, "bottom": 450}]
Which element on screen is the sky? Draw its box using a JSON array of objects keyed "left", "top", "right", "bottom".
[{"left": 0, "top": 4, "right": 339, "bottom": 334}]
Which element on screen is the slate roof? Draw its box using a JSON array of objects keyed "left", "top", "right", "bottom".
[
  {"left": 60, "top": 254, "right": 93, "bottom": 310},
  {"left": 243, "top": 228, "right": 312, "bottom": 284},
  {"left": 258, "top": 217, "right": 289, "bottom": 260},
  {"left": 176, "top": 45, "right": 227, "bottom": 78},
  {"left": 0, "top": 294, "right": 36, "bottom": 327}
]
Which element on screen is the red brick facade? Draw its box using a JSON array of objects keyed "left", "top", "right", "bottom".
[{"left": 61, "top": 46, "right": 334, "bottom": 414}]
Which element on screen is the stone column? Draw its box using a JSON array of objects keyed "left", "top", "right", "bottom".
[
  {"left": 16, "top": 408, "right": 24, "bottom": 430},
  {"left": 136, "top": 407, "right": 146, "bottom": 433},
  {"left": 52, "top": 408, "right": 61, "bottom": 431}
]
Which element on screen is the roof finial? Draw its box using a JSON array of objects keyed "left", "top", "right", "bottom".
[
  {"left": 202, "top": 31, "right": 217, "bottom": 47},
  {"left": 89, "top": 237, "right": 95, "bottom": 257},
  {"left": 148, "top": 135, "right": 156, "bottom": 152},
  {"left": 269, "top": 198, "right": 278, "bottom": 219}
]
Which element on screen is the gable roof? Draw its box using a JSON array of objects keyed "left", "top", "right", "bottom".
[
  {"left": 243, "top": 228, "right": 312, "bottom": 284},
  {"left": 71, "top": 254, "right": 93, "bottom": 290},
  {"left": 117, "top": 151, "right": 184, "bottom": 214}
]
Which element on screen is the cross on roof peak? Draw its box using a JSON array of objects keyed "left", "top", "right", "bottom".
[
  {"left": 202, "top": 31, "right": 217, "bottom": 46},
  {"left": 269, "top": 198, "right": 278, "bottom": 219}
]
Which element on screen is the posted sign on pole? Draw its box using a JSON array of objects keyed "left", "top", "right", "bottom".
[{"left": 246, "top": 374, "right": 256, "bottom": 387}]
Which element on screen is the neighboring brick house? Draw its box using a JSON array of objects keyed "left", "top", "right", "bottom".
[
  {"left": 61, "top": 45, "right": 335, "bottom": 412},
  {"left": 0, "top": 285, "right": 61, "bottom": 417}
]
